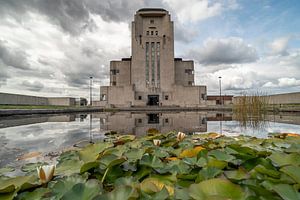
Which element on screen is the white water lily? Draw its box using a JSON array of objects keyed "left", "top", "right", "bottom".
[
  {"left": 153, "top": 139, "right": 161, "bottom": 146},
  {"left": 177, "top": 132, "right": 186, "bottom": 141},
  {"left": 37, "top": 165, "right": 55, "bottom": 184}
]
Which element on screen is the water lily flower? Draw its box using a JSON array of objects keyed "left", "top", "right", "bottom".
[
  {"left": 177, "top": 132, "right": 186, "bottom": 141},
  {"left": 153, "top": 139, "right": 161, "bottom": 146},
  {"left": 37, "top": 165, "right": 55, "bottom": 184}
]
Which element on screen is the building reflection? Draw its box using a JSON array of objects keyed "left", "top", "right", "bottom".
[{"left": 95, "top": 112, "right": 233, "bottom": 136}]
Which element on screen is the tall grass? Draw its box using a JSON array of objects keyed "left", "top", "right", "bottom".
[{"left": 233, "top": 91, "right": 269, "bottom": 129}]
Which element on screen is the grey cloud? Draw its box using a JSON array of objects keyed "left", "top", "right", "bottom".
[
  {"left": 0, "top": 40, "right": 31, "bottom": 69},
  {"left": 22, "top": 80, "right": 44, "bottom": 91},
  {"left": 190, "top": 37, "right": 258, "bottom": 65},
  {"left": 174, "top": 23, "right": 198, "bottom": 43},
  {"left": 0, "top": 0, "right": 151, "bottom": 36},
  {"left": 0, "top": 70, "right": 10, "bottom": 86}
]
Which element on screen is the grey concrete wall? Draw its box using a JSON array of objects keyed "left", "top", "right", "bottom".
[
  {"left": 233, "top": 92, "right": 300, "bottom": 105},
  {"left": 0, "top": 92, "right": 48, "bottom": 105},
  {"left": 0, "top": 93, "right": 76, "bottom": 106},
  {"left": 48, "top": 97, "right": 76, "bottom": 106}
]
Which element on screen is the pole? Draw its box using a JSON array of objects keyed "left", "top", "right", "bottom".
[
  {"left": 219, "top": 76, "right": 222, "bottom": 105},
  {"left": 90, "top": 76, "right": 93, "bottom": 106}
]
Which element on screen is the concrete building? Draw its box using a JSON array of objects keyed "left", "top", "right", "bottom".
[
  {"left": 100, "top": 8, "right": 207, "bottom": 108},
  {"left": 0, "top": 92, "right": 76, "bottom": 106}
]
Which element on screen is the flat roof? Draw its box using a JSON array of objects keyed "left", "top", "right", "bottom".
[{"left": 138, "top": 8, "right": 167, "bottom": 12}]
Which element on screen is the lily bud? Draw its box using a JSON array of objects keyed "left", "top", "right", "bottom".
[
  {"left": 37, "top": 165, "right": 55, "bottom": 184},
  {"left": 153, "top": 139, "right": 161, "bottom": 146},
  {"left": 177, "top": 132, "right": 186, "bottom": 141}
]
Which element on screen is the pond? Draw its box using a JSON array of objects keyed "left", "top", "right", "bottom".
[{"left": 0, "top": 111, "right": 300, "bottom": 169}]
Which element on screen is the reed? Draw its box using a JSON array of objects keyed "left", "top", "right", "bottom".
[{"left": 233, "top": 91, "right": 269, "bottom": 129}]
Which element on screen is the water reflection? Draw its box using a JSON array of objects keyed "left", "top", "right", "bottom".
[{"left": 0, "top": 111, "right": 300, "bottom": 168}]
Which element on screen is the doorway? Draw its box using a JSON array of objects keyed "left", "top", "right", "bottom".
[{"left": 147, "top": 95, "right": 159, "bottom": 106}]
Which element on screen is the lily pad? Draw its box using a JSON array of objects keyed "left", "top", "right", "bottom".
[{"left": 189, "top": 178, "right": 245, "bottom": 200}]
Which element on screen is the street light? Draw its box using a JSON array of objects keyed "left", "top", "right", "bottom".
[
  {"left": 218, "top": 76, "right": 222, "bottom": 105},
  {"left": 90, "top": 76, "right": 93, "bottom": 106}
]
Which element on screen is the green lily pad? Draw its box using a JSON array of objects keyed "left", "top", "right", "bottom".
[
  {"left": 61, "top": 179, "right": 102, "bottom": 200},
  {"left": 0, "top": 176, "right": 37, "bottom": 194},
  {"left": 208, "top": 149, "right": 235, "bottom": 162},
  {"left": 189, "top": 178, "right": 245, "bottom": 200},
  {"left": 21, "top": 162, "right": 48, "bottom": 174},
  {"left": 268, "top": 152, "right": 300, "bottom": 167},
  {"left": 79, "top": 142, "right": 113, "bottom": 163},
  {"left": 0, "top": 167, "right": 14, "bottom": 176},
  {"left": 280, "top": 165, "right": 300, "bottom": 184},
  {"left": 272, "top": 184, "right": 300, "bottom": 200},
  {"left": 93, "top": 185, "right": 137, "bottom": 200},
  {"left": 16, "top": 188, "right": 50, "bottom": 200},
  {"left": 55, "top": 159, "right": 84, "bottom": 176}
]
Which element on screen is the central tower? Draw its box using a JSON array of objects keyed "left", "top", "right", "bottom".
[
  {"left": 100, "top": 8, "right": 207, "bottom": 108},
  {"left": 131, "top": 8, "right": 174, "bottom": 93}
]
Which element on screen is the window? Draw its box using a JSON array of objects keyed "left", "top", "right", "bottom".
[
  {"left": 201, "top": 94, "right": 207, "bottom": 100},
  {"left": 151, "top": 42, "right": 155, "bottom": 83},
  {"left": 100, "top": 94, "right": 106, "bottom": 101},
  {"left": 155, "top": 31, "right": 158, "bottom": 35},
  {"left": 110, "top": 69, "right": 119, "bottom": 75},
  {"left": 138, "top": 119, "right": 142, "bottom": 123},
  {"left": 165, "top": 95, "right": 168, "bottom": 100},
  {"left": 185, "top": 69, "right": 194, "bottom": 75},
  {"left": 138, "top": 96, "right": 142, "bottom": 100},
  {"left": 151, "top": 31, "right": 154, "bottom": 35},
  {"left": 139, "top": 35, "right": 142, "bottom": 44},
  {"left": 146, "top": 31, "right": 149, "bottom": 35},
  {"left": 145, "top": 42, "right": 149, "bottom": 82},
  {"left": 188, "top": 81, "right": 193, "bottom": 86},
  {"left": 165, "top": 118, "right": 169, "bottom": 123},
  {"left": 112, "top": 81, "right": 116, "bottom": 86},
  {"left": 150, "top": 19, "right": 154, "bottom": 24},
  {"left": 163, "top": 35, "right": 166, "bottom": 44},
  {"left": 156, "top": 42, "right": 160, "bottom": 84}
]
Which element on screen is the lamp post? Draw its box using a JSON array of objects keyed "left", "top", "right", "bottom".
[
  {"left": 90, "top": 76, "right": 93, "bottom": 106},
  {"left": 218, "top": 76, "right": 222, "bottom": 105}
]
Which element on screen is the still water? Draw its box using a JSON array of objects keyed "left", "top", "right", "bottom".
[{"left": 1, "top": 111, "right": 300, "bottom": 168}]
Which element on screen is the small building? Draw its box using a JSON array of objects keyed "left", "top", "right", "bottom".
[
  {"left": 207, "top": 95, "right": 234, "bottom": 106},
  {"left": 100, "top": 8, "right": 207, "bottom": 108},
  {"left": 76, "top": 98, "right": 88, "bottom": 106}
]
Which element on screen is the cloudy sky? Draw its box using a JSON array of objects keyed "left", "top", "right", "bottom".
[{"left": 0, "top": 0, "right": 299, "bottom": 99}]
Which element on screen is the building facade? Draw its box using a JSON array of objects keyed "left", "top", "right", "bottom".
[{"left": 100, "top": 8, "right": 207, "bottom": 107}]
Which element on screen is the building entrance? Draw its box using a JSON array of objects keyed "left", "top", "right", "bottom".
[{"left": 147, "top": 95, "right": 159, "bottom": 106}]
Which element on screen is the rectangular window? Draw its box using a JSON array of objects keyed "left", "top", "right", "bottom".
[
  {"left": 110, "top": 69, "right": 119, "bottom": 75},
  {"left": 156, "top": 42, "right": 160, "bottom": 84},
  {"left": 151, "top": 31, "right": 154, "bottom": 35},
  {"left": 145, "top": 42, "right": 149, "bottom": 82},
  {"left": 188, "top": 81, "right": 193, "bottom": 86},
  {"left": 151, "top": 42, "right": 155, "bottom": 83},
  {"left": 138, "top": 96, "right": 142, "bottom": 100},
  {"left": 150, "top": 19, "right": 154, "bottom": 24},
  {"left": 100, "top": 94, "right": 106, "bottom": 101},
  {"left": 165, "top": 95, "right": 168, "bottom": 100},
  {"left": 146, "top": 31, "right": 149, "bottom": 35},
  {"left": 155, "top": 31, "right": 158, "bottom": 35},
  {"left": 185, "top": 69, "right": 193, "bottom": 75},
  {"left": 112, "top": 81, "right": 116, "bottom": 86}
]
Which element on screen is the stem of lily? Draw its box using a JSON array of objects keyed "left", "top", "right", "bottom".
[{"left": 101, "top": 167, "right": 110, "bottom": 183}]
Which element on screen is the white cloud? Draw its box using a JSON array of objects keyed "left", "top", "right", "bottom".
[
  {"left": 269, "top": 37, "right": 290, "bottom": 55},
  {"left": 190, "top": 37, "right": 258, "bottom": 65}
]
